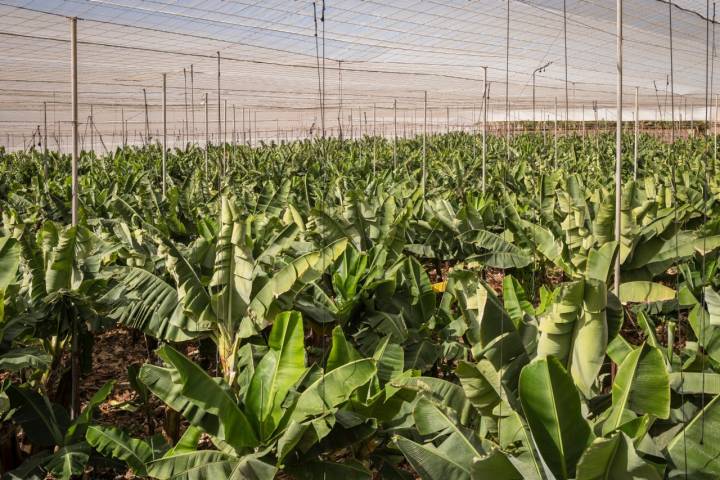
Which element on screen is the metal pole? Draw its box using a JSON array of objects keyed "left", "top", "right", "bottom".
[
  {"left": 143, "top": 88, "right": 150, "bottom": 145},
  {"left": 162, "top": 73, "right": 167, "bottom": 198},
  {"left": 43, "top": 101, "right": 48, "bottom": 154},
  {"left": 482, "top": 67, "right": 488, "bottom": 194},
  {"left": 90, "top": 104, "right": 94, "bottom": 155},
  {"left": 423, "top": 91, "right": 427, "bottom": 191},
  {"left": 614, "top": 0, "right": 623, "bottom": 296},
  {"left": 205, "top": 92, "right": 209, "bottom": 175},
  {"left": 223, "top": 99, "right": 227, "bottom": 173},
  {"left": 69, "top": 16, "right": 80, "bottom": 420},
  {"left": 393, "top": 99, "right": 397, "bottom": 170},
  {"left": 233, "top": 104, "right": 236, "bottom": 146},
  {"left": 532, "top": 71, "right": 536, "bottom": 125},
  {"left": 634, "top": 86, "right": 639, "bottom": 180},
  {"left": 217, "top": 51, "right": 221, "bottom": 151},
  {"left": 554, "top": 97, "right": 558, "bottom": 166},
  {"left": 191, "top": 64, "right": 195, "bottom": 142},
  {"left": 120, "top": 108, "right": 127, "bottom": 148},
  {"left": 183, "top": 67, "right": 188, "bottom": 145}
]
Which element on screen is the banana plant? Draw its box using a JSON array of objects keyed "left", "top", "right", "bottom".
[
  {"left": 3, "top": 381, "right": 114, "bottom": 480},
  {"left": 86, "top": 311, "right": 378, "bottom": 479},
  {"left": 104, "top": 196, "right": 347, "bottom": 384}
]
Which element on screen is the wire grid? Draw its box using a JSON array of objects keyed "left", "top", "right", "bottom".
[{"left": 0, "top": 0, "right": 716, "bottom": 151}]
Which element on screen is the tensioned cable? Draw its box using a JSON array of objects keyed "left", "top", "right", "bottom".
[{"left": 0, "top": 1, "right": 708, "bottom": 87}]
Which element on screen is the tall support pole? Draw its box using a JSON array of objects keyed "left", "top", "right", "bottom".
[
  {"left": 43, "top": 101, "right": 48, "bottom": 154},
  {"left": 634, "top": 86, "right": 639, "bottom": 179},
  {"left": 69, "top": 16, "right": 80, "bottom": 421},
  {"left": 563, "top": 0, "right": 570, "bottom": 126},
  {"left": 532, "top": 71, "right": 536, "bottom": 125},
  {"left": 715, "top": 94, "right": 718, "bottom": 170},
  {"left": 190, "top": 64, "right": 195, "bottom": 142},
  {"left": 90, "top": 104, "right": 94, "bottom": 154},
  {"left": 183, "top": 67, "right": 188, "bottom": 145},
  {"left": 614, "top": 0, "right": 623, "bottom": 297},
  {"left": 669, "top": 0, "right": 675, "bottom": 143},
  {"left": 223, "top": 100, "right": 227, "bottom": 173},
  {"left": 582, "top": 104, "right": 586, "bottom": 137},
  {"left": 482, "top": 67, "right": 488, "bottom": 194},
  {"left": 143, "top": 88, "right": 150, "bottom": 145},
  {"left": 423, "top": 91, "right": 427, "bottom": 191},
  {"left": 162, "top": 73, "right": 167, "bottom": 198},
  {"left": 217, "top": 52, "right": 221, "bottom": 153},
  {"left": 554, "top": 97, "right": 558, "bottom": 165},
  {"left": 446, "top": 105, "right": 450, "bottom": 134},
  {"left": 393, "top": 99, "right": 397, "bottom": 170},
  {"left": 233, "top": 104, "right": 236, "bottom": 146},
  {"left": 205, "top": 92, "right": 209, "bottom": 175},
  {"left": 70, "top": 19, "right": 79, "bottom": 225}
]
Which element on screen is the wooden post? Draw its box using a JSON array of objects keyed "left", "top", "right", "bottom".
[
  {"left": 69, "top": 16, "right": 80, "bottom": 420},
  {"left": 162, "top": 73, "right": 167, "bottom": 198}
]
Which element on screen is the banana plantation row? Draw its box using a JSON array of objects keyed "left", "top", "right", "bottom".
[{"left": 0, "top": 132, "right": 718, "bottom": 479}]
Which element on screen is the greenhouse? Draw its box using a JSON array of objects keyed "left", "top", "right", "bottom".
[{"left": 0, "top": 0, "right": 719, "bottom": 478}]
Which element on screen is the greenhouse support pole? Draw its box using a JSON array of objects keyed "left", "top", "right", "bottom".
[
  {"left": 634, "top": 86, "right": 639, "bottom": 180},
  {"left": 205, "top": 92, "right": 209, "bottom": 175},
  {"left": 715, "top": 94, "right": 718, "bottom": 170},
  {"left": 447, "top": 105, "right": 450, "bottom": 134},
  {"left": 233, "top": 105, "right": 236, "bottom": 146},
  {"left": 43, "top": 101, "right": 48, "bottom": 154},
  {"left": 90, "top": 104, "right": 94, "bottom": 155},
  {"left": 614, "top": 0, "right": 623, "bottom": 297},
  {"left": 69, "top": 16, "right": 80, "bottom": 421},
  {"left": 393, "top": 99, "right": 397, "bottom": 170},
  {"left": 423, "top": 91, "right": 427, "bottom": 191},
  {"left": 162, "top": 73, "right": 167, "bottom": 198},
  {"left": 191, "top": 64, "right": 195, "bottom": 141},
  {"left": 121, "top": 108, "right": 125, "bottom": 147},
  {"left": 143, "top": 88, "right": 150, "bottom": 145},
  {"left": 582, "top": 104, "right": 586, "bottom": 137},
  {"left": 70, "top": 19, "right": 79, "bottom": 226},
  {"left": 183, "top": 67, "right": 188, "bottom": 145},
  {"left": 482, "top": 67, "right": 487, "bottom": 194},
  {"left": 223, "top": 99, "right": 227, "bottom": 174},
  {"left": 554, "top": 97, "right": 558, "bottom": 166},
  {"left": 217, "top": 52, "right": 221, "bottom": 151}
]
